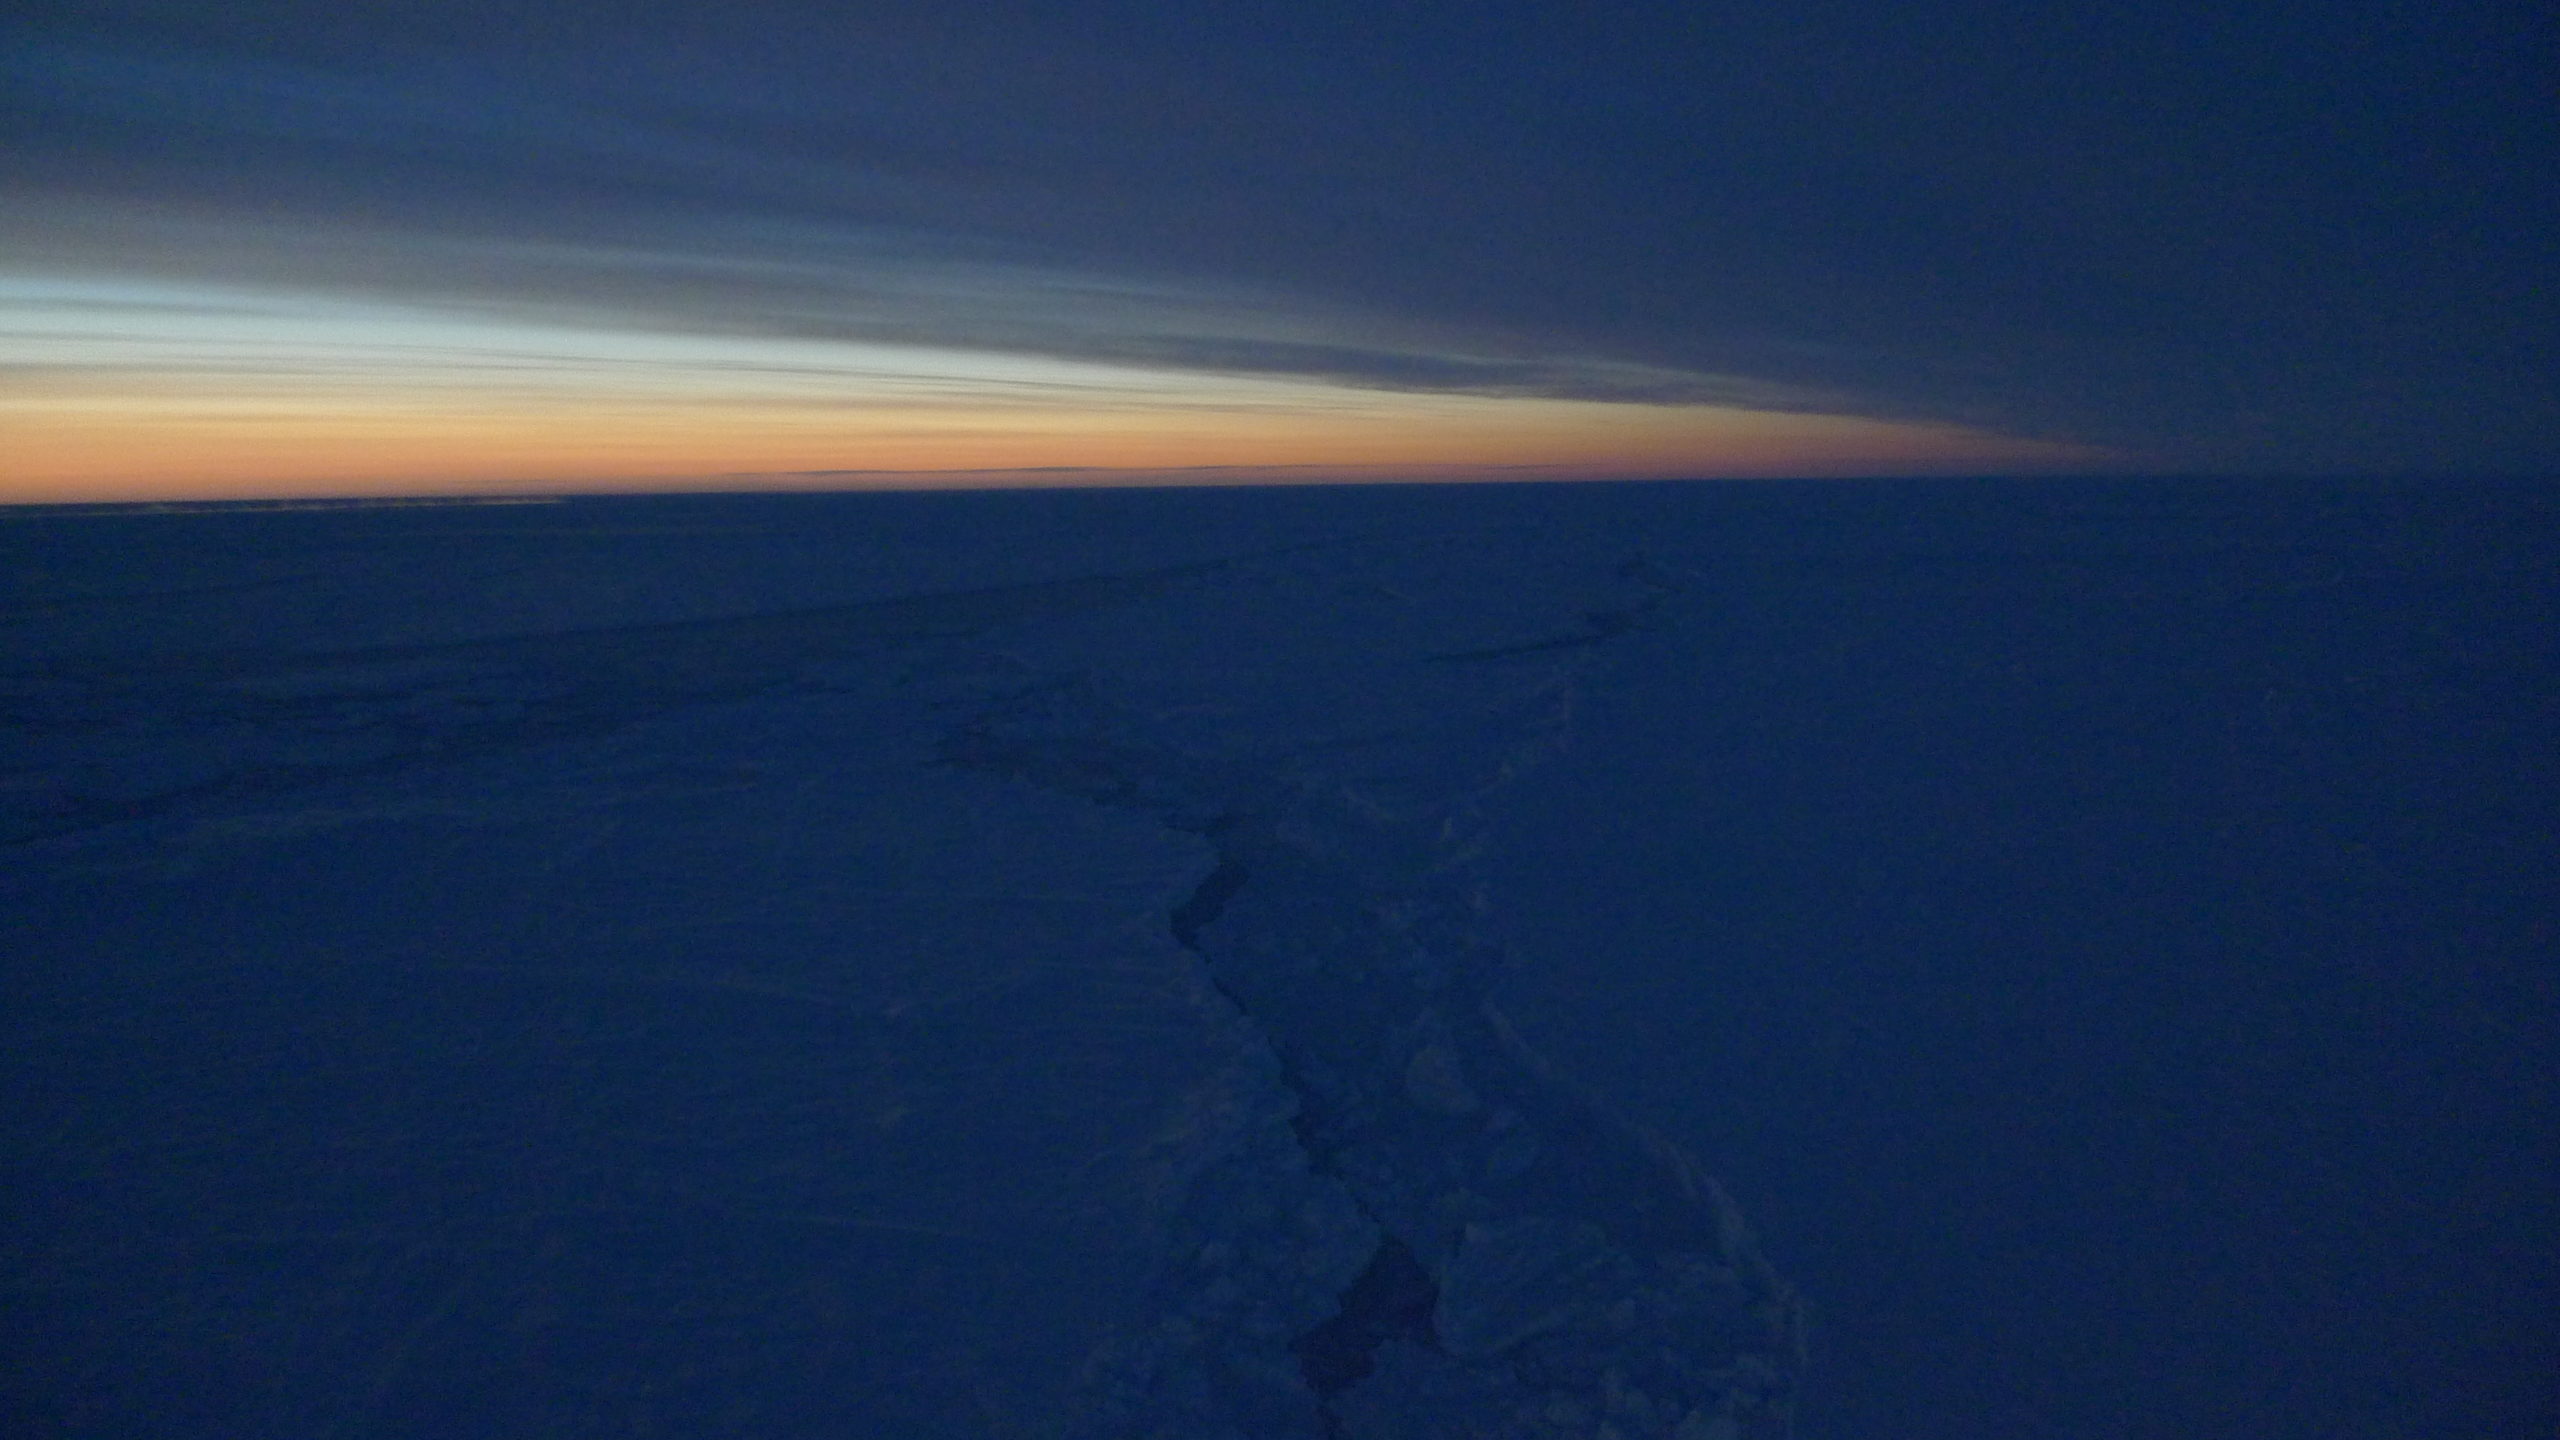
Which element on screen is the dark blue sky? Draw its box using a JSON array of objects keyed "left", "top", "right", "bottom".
[{"left": 5, "top": 0, "right": 2557, "bottom": 483}]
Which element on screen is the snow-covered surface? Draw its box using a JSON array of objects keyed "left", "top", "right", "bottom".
[{"left": 3, "top": 481, "right": 2554, "bottom": 1439}]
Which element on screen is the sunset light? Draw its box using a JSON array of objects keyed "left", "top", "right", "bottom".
[{"left": 3, "top": 271, "right": 2100, "bottom": 501}]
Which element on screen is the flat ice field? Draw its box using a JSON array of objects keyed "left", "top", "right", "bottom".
[{"left": 3, "top": 479, "right": 2553, "bottom": 1440}]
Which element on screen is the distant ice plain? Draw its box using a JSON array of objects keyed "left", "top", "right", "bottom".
[{"left": 3, "top": 479, "right": 2553, "bottom": 1438}]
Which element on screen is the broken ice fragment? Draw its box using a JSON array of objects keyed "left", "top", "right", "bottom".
[
  {"left": 1433, "top": 1215, "right": 1637, "bottom": 1360},
  {"left": 1402, "top": 1043, "right": 1482, "bottom": 1116}
]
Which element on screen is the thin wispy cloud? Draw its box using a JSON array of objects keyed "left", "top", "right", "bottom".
[{"left": 2, "top": 0, "right": 2551, "bottom": 496}]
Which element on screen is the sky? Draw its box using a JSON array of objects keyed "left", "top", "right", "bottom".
[{"left": 3, "top": 0, "right": 2554, "bottom": 500}]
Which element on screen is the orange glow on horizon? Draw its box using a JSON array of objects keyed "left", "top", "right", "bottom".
[
  {"left": 0, "top": 271, "right": 2119, "bottom": 502},
  {"left": 2, "top": 393, "right": 2110, "bottom": 503}
]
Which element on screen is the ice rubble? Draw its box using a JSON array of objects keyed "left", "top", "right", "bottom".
[
  {"left": 933, "top": 538, "right": 1808, "bottom": 1440},
  {"left": 1, "top": 517, "right": 1803, "bottom": 1439}
]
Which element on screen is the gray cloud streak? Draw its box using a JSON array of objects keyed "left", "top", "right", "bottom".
[{"left": 5, "top": 4, "right": 2555, "bottom": 470}]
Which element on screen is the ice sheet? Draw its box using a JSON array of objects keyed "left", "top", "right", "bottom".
[
  {"left": 7, "top": 479, "right": 2554, "bottom": 1440},
  {"left": 2, "top": 493, "right": 1802, "bottom": 1439}
]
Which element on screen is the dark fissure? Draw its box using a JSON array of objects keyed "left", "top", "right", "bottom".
[
  {"left": 1169, "top": 854, "right": 1251, "bottom": 951},
  {"left": 1288, "top": 1236, "right": 1441, "bottom": 1424}
]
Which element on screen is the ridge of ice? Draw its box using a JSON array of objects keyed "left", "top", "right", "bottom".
[{"left": 933, "top": 552, "right": 1807, "bottom": 1439}]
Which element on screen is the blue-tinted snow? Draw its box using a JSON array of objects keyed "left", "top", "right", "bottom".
[{"left": 2, "top": 478, "right": 2554, "bottom": 1439}]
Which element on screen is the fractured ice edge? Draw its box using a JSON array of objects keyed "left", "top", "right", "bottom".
[
  {"left": 1, "top": 537, "right": 1805, "bottom": 1438},
  {"left": 935, "top": 559, "right": 1807, "bottom": 1440}
]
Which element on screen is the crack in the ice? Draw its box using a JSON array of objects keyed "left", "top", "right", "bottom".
[
  {"left": 1289, "top": 1237, "right": 1441, "bottom": 1439},
  {"left": 938, "top": 557, "right": 1808, "bottom": 1439},
  {"left": 1163, "top": 841, "right": 1431, "bottom": 1440},
  {"left": 0, "top": 550, "right": 1298, "bottom": 848},
  {"left": 1169, "top": 850, "right": 1253, "bottom": 952}
]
